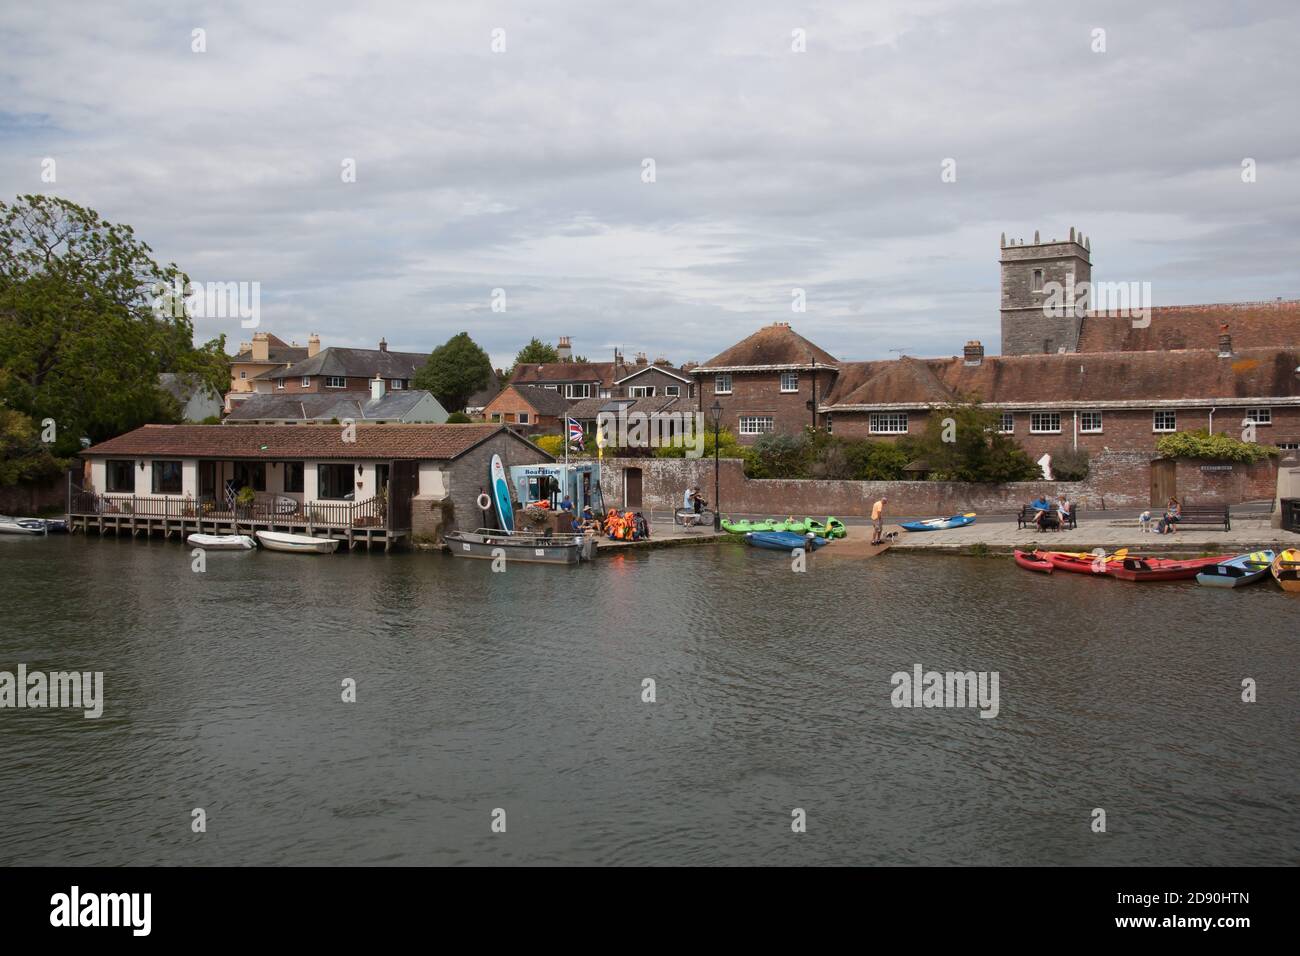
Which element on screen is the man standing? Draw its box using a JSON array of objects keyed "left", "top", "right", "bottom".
[{"left": 871, "top": 496, "right": 888, "bottom": 545}]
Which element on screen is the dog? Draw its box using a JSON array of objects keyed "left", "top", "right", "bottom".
[
  {"left": 1137, "top": 510, "right": 1152, "bottom": 533},
  {"left": 884, "top": 531, "right": 899, "bottom": 541}
]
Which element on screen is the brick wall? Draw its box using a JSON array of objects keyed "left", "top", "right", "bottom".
[
  {"left": 830, "top": 406, "right": 1300, "bottom": 461},
  {"left": 599, "top": 450, "right": 1274, "bottom": 518},
  {"left": 0, "top": 475, "right": 69, "bottom": 515}
]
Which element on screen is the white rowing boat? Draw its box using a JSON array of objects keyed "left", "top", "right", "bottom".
[
  {"left": 255, "top": 530, "right": 339, "bottom": 554},
  {"left": 187, "top": 533, "right": 257, "bottom": 551}
]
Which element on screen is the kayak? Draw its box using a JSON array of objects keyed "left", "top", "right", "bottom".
[
  {"left": 1110, "top": 554, "right": 1230, "bottom": 582},
  {"left": 1196, "top": 550, "right": 1276, "bottom": 588},
  {"left": 770, "top": 517, "right": 810, "bottom": 533},
  {"left": 1042, "top": 550, "right": 1127, "bottom": 575},
  {"left": 721, "top": 518, "right": 776, "bottom": 534},
  {"left": 1272, "top": 549, "right": 1300, "bottom": 592},
  {"left": 806, "top": 518, "right": 847, "bottom": 539},
  {"left": 746, "top": 531, "right": 830, "bottom": 552},
  {"left": 899, "top": 513, "right": 976, "bottom": 532},
  {"left": 1013, "top": 549, "right": 1054, "bottom": 574}
]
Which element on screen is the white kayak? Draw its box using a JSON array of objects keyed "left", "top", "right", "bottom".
[
  {"left": 255, "top": 530, "right": 339, "bottom": 553},
  {"left": 187, "top": 533, "right": 257, "bottom": 551}
]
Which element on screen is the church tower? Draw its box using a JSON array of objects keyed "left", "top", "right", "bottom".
[{"left": 999, "top": 228, "right": 1091, "bottom": 355}]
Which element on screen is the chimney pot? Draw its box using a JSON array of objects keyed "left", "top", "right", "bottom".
[
  {"left": 378, "top": 337, "right": 388, "bottom": 352},
  {"left": 963, "top": 340, "right": 985, "bottom": 366}
]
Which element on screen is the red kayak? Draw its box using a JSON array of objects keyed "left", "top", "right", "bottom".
[
  {"left": 1043, "top": 551, "right": 1121, "bottom": 575},
  {"left": 1110, "top": 555, "right": 1230, "bottom": 582},
  {"left": 1013, "top": 549, "right": 1054, "bottom": 574}
]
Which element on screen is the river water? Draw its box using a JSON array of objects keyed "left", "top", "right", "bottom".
[{"left": 1, "top": 534, "right": 1296, "bottom": 866}]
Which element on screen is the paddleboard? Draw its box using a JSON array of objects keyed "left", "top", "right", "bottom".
[{"left": 490, "top": 454, "right": 514, "bottom": 533}]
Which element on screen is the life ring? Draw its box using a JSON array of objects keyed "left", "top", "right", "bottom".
[{"left": 476, "top": 493, "right": 492, "bottom": 511}]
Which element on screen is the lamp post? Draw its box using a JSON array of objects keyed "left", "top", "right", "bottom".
[{"left": 709, "top": 399, "right": 722, "bottom": 531}]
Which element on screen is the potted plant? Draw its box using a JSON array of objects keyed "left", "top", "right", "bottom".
[{"left": 235, "top": 486, "right": 256, "bottom": 517}]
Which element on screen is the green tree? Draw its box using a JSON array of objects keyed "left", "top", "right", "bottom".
[
  {"left": 507, "top": 338, "right": 559, "bottom": 379},
  {"left": 444, "top": 412, "right": 473, "bottom": 424},
  {"left": 412, "top": 332, "right": 493, "bottom": 413},
  {"left": 0, "top": 194, "right": 227, "bottom": 453},
  {"left": 0, "top": 405, "right": 70, "bottom": 486},
  {"left": 912, "top": 400, "right": 1039, "bottom": 482},
  {"left": 845, "top": 439, "right": 911, "bottom": 480}
]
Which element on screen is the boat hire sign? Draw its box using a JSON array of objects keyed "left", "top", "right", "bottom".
[{"left": 1199, "top": 464, "right": 1233, "bottom": 472}]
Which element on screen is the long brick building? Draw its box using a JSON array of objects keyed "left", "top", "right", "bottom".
[{"left": 690, "top": 231, "right": 1300, "bottom": 459}]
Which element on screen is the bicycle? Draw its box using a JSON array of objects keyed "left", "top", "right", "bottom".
[{"left": 674, "top": 506, "right": 716, "bottom": 529}]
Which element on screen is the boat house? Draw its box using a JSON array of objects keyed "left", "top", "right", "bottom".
[{"left": 71, "top": 423, "right": 551, "bottom": 550}]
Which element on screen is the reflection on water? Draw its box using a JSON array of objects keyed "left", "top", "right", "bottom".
[{"left": 1, "top": 534, "right": 1297, "bottom": 865}]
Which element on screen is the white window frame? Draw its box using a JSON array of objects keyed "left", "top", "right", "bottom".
[
  {"left": 664, "top": 385, "right": 680, "bottom": 397},
  {"left": 629, "top": 385, "right": 655, "bottom": 398},
  {"left": 239, "top": 371, "right": 247, "bottom": 379},
  {"left": 998, "top": 413, "right": 1014, "bottom": 434},
  {"left": 390, "top": 379, "right": 403, "bottom": 390},
  {"left": 276, "top": 378, "right": 285, "bottom": 390},
  {"left": 738, "top": 415, "right": 774, "bottom": 436},
  {"left": 325, "top": 376, "right": 347, "bottom": 389},
  {"left": 779, "top": 371, "right": 798, "bottom": 393},
  {"left": 715, "top": 374, "right": 732, "bottom": 395},
  {"left": 1030, "top": 411, "right": 1062, "bottom": 434},
  {"left": 565, "top": 383, "right": 591, "bottom": 399},
  {"left": 1153, "top": 410, "right": 1177, "bottom": 433},
  {"left": 1244, "top": 407, "right": 1271, "bottom": 425},
  {"left": 869, "top": 412, "right": 908, "bottom": 435},
  {"left": 1079, "top": 411, "right": 1103, "bottom": 434},
  {"left": 301, "top": 376, "right": 311, "bottom": 388},
  {"left": 518, "top": 412, "right": 529, "bottom": 424}
]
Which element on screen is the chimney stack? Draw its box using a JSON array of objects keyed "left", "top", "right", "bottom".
[
  {"left": 378, "top": 337, "right": 388, "bottom": 353},
  {"left": 308, "top": 333, "right": 321, "bottom": 357},
  {"left": 371, "top": 375, "right": 386, "bottom": 402},
  {"left": 963, "top": 340, "right": 984, "bottom": 366},
  {"left": 1218, "top": 324, "right": 1232, "bottom": 357},
  {"left": 557, "top": 336, "right": 572, "bottom": 362},
  {"left": 635, "top": 352, "right": 648, "bottom": 366},
  {"left": 251, "top": 332, "right": 270, "bottom": 362}
]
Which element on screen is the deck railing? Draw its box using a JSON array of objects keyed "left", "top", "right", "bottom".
[{"left": 69, "top": 492, "right": 391, "bottom": 529}]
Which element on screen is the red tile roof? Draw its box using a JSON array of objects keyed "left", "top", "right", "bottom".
[
  {"left": 695, "top": 323, "right": 838, "bottom": 371},
  {"left": 511, "top": 361, "right": 628, "bottom": 388},
  {"left": 82, "top": 423, "right": 534, "bottom": 461},
  {"left": 1077, "top": 300, "right": 1300, "bottom": 352}
]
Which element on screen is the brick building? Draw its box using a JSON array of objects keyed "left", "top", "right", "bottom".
[
  {"left": 226, "top": 332, "right": 314, "bottom": 411},
  {"left": 690, "top": 322, "right": 839, "bottom": 444},
  {"left": 690, "top": 231, "right": 1300, "bottom": 461},
  {"left": 484, "top": 384, "right": 573, "bottom": 431},
  {"left": 508, "top": 339, "right": 695, "bottom": 403}
]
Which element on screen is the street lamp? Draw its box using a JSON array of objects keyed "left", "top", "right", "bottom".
[{"left": 709, "top": 399, "right": 722, "bottom": 531}]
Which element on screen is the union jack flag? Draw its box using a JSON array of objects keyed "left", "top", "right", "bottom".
[{"left": 567, "top": 418, "right": 584, "bottom": 450}]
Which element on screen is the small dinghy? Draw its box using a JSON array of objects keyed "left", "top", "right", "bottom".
[
  {"left": 187, "top": 533, "right": 257, "bottom": 551},
  {"left": 1013, "top": 549, "right": 1054, "bottom": 574},
  {"left": 0, "top": 515, "right": 49, "bottom": 535},
  {"left": 745, "top": 530, "right": 830, "bottom": 552},
  {"left": 899, "top": 513, "right": 976, "bottom": 532},
  {"left": 255, "top": 530, "right": 339, "bottom": 554},
  {"left": 1272, "top": 549, "right": 1300, "bottom": 592},
  {"left": 1196, "top": 551, "right": 1275, "bottom": 588}
]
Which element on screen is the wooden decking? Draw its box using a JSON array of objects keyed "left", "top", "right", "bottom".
[{"left": 67, "top": 493, "right": 407, "bottom": 551}]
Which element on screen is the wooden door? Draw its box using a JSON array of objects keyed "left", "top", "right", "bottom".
[
  {"left": 1150, "top": 459, "right": 1177, "bottom": 508},
  {"left": 624, "top": 467, "right": 643, "bottom": 509}
]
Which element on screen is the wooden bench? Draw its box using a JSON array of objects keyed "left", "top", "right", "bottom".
[
  {"left": 1017, "top": 505, "right": 1077, "bottom": 531},
  {"left": 1163, "top": 504, "right": 1230, "bottom": 531}
]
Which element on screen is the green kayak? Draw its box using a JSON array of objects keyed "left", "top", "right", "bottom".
[
  {"left": 721, "top": 518, "right": 775, "bottom": 534},
  {"left": 772, "top": 517, "right": 809, "bottom": 533},
  {"left": 806, "top": 517, "right": 847, "bottom": 538}
]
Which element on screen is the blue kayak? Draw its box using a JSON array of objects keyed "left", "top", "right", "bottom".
[
  {"left": 746, "top": 531, "right": 830, "bottom": 552},
  {"left": 1195, "top": 550, "right": 1275, "bottom": 588},
  {"left": 899, "top": 513, "right": 977, "bottom": 532}
]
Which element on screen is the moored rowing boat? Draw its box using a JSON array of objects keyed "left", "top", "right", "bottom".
[
  {"left": 1110, "top": 554, "right": 1229, "bottom": 582},
  {"left": 1196, "top": 551, "right": 1275, "bottom": 588},
  {"left": 255, "top": 530, "right": 339, "bottom": 553},
  {"left": 1013, "top": 549, "right": 1053, "bottom": 573},
  {"left": 1272, "top": 549, "right": 1300, "bottom": 592}
]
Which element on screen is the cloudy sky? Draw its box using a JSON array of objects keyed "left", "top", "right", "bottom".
[{"left": 3, "top": 1, "right": 1297, "bottom": 367}]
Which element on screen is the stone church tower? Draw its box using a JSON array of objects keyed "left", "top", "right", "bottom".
[{"left": 999, "top": 228, "right": 1092, "bottom": 355}]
